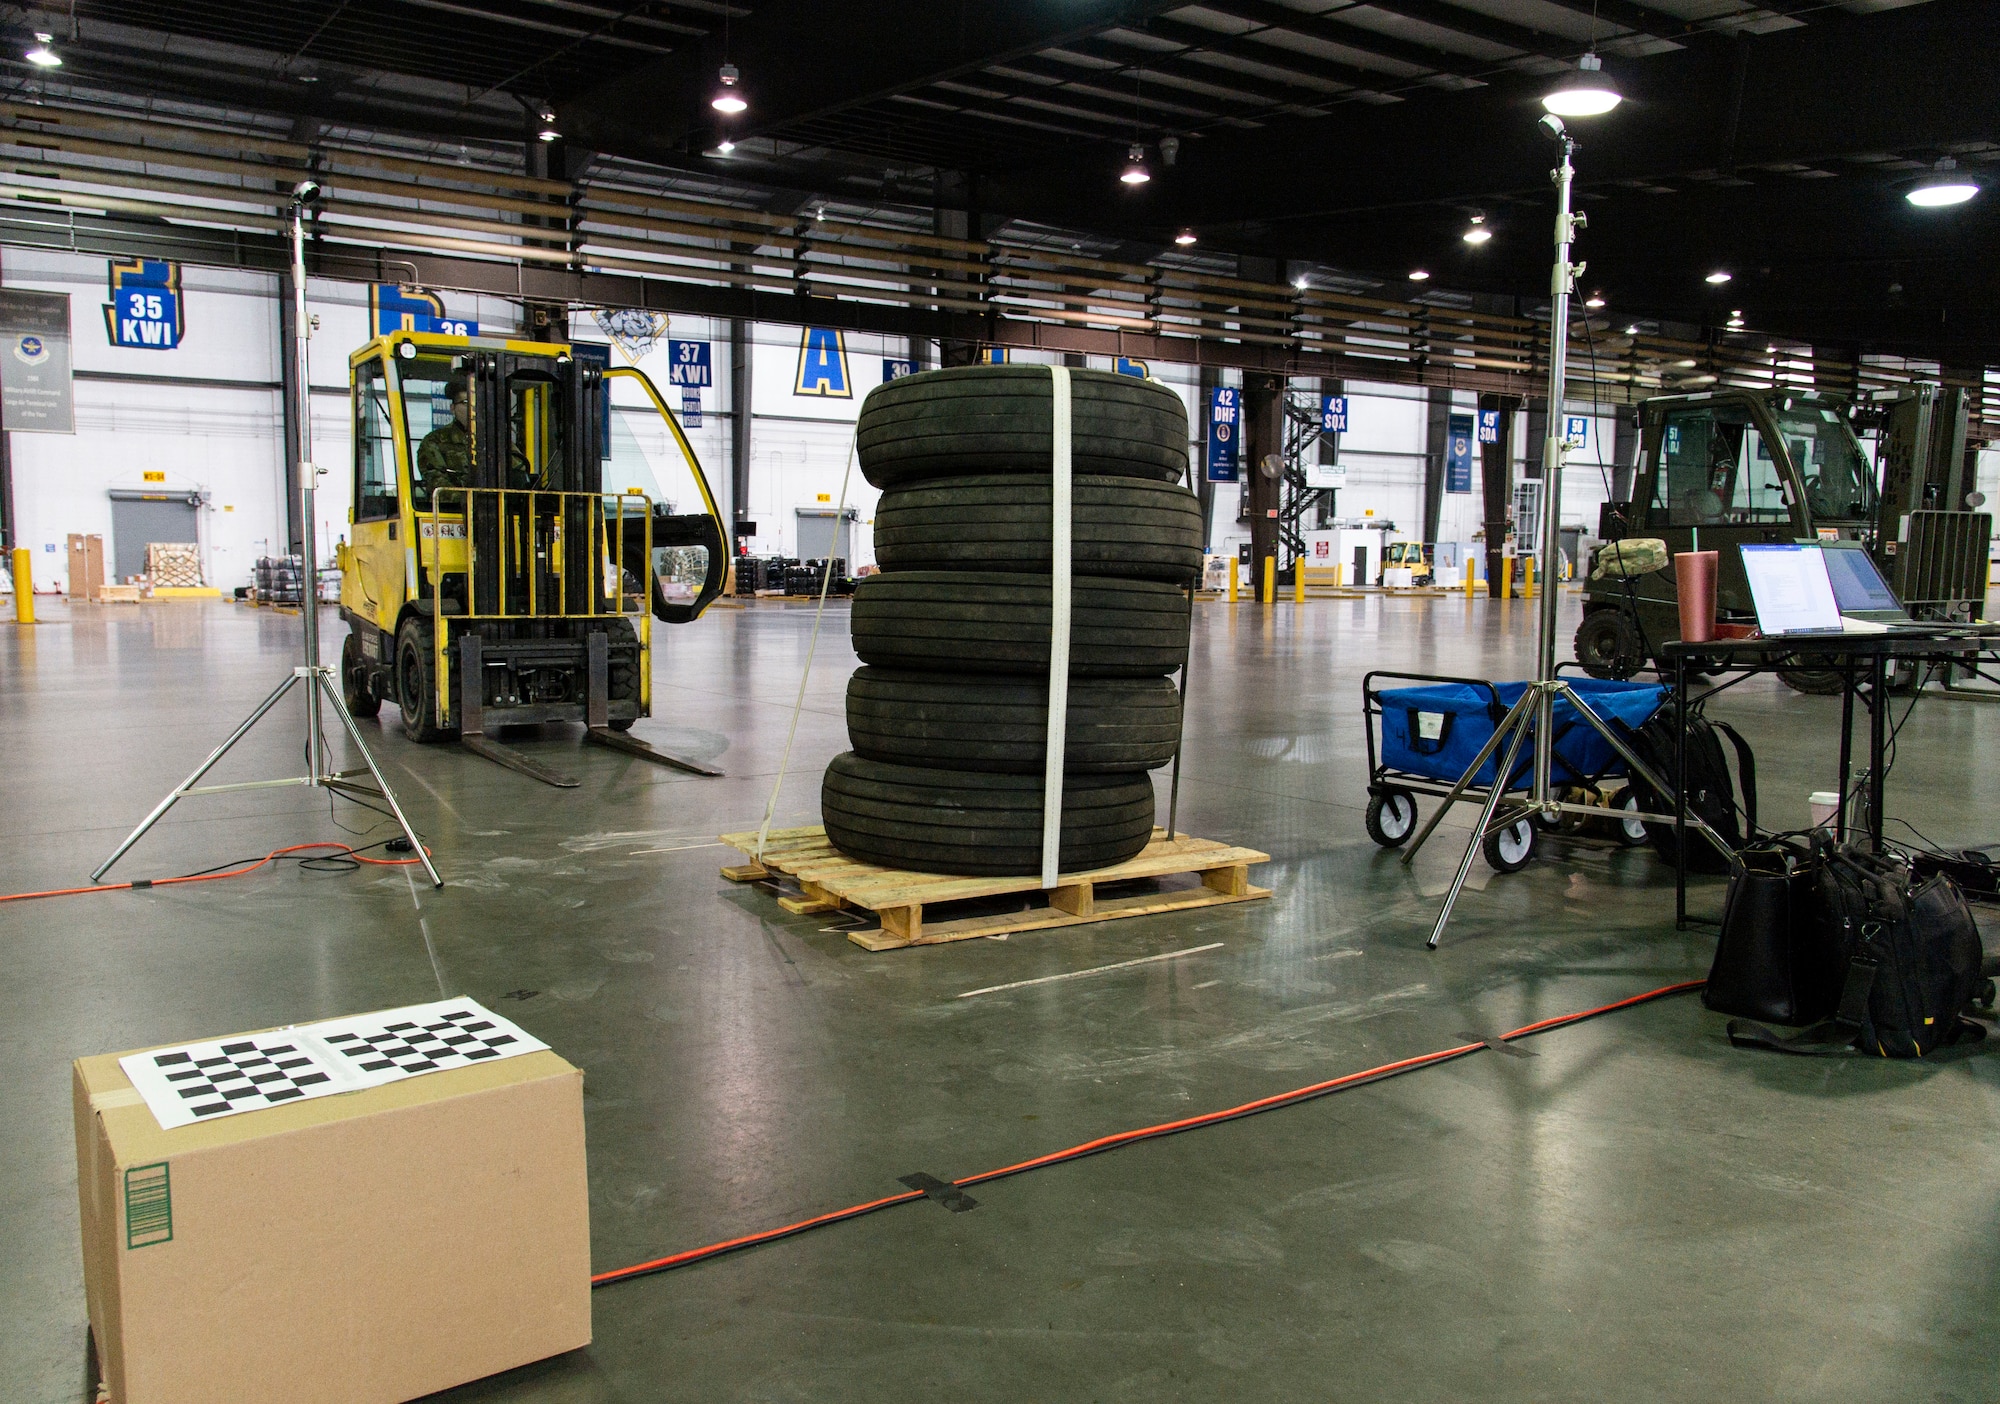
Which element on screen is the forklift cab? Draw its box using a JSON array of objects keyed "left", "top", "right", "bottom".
[
  {"left": 1613, "top": 388, "right": 1876, "bottom": 626},
  {"left": 337, "top": 330, "right": 727, "bottom": 777}
]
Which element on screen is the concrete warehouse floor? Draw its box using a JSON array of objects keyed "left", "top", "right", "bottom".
[{"left": 3, "top": 591, "right": 1998, "bottom": 1403}]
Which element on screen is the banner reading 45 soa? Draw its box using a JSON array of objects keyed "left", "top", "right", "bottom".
[{"left": 103, "top": 259, "right": 184, "bottom": 350}]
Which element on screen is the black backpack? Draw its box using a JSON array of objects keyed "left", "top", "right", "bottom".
[
  {"left": 1727, "top": 838, "right": 1987, "bottom": 1059},
  {"left": 1618, "top": 703, "right": 1757, "bottom": 874}
]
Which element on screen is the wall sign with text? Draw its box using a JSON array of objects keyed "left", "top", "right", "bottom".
[{"left": 104, "top": 259, "right": 184, "bottom": 350}]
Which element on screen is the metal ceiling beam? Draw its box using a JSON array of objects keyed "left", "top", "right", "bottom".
[
  {"left": 1527, "top": 0, "right": 1697, "bottom": 46},
  {"left": 1129, "top": 17, "right": 1404, "bottom": 97},
  {"left": 1193, "top": 0, "right": 1490, "bottom": 80},
  {"left": 1345, "top": 0, "right": 1573, "bottom": 61},
  {"left": 1050, "top": 36, "right": 1351, "bottom": 114}
]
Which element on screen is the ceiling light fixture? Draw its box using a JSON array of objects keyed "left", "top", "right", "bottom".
[
  {"left": 1624, "top": 324, "right": 1640, "bottom": 335},
  {"left": 1174, "top": 228, "right": 1197, "bottom": 247},
  {"left": 1584, "top": 291, "right": 1606, "bottom": 309},
  {"left": 1120, "top": 144, "right": 1150, "bottom": 186},
  {"left": 1462, "top": 215, "right": 1491, "bottom": 245},
  {"left": 1408, "top": 269, "right": 1430, "bottom": 282},
  {"left": 712, "top": 63, "right": 747, "bottom": 115},
  {"left": 537, "top": 110, "right": 560, "bottom": 142},
  {"left": 1294, "top": 276, "right": 1309, "bottom": 291},
  {"left": 1542, "top": 52, "right": 1620, "bottom": 118},
  {"left": 1907, "top": 156, "right": 1979, "bottom": 207},
  {"left": 716, "top": 139, "right": 736, "bottom": 155},
  {"left": 1705, "top": 270, "right": 1732, "bottom": 285},
  {"left": 25, "top": 32, "right": 60, "bottom": 68}
]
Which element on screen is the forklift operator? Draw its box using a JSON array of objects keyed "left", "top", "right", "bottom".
[{"left": 414, "top": 370, "right": 535, "bottom": 498}]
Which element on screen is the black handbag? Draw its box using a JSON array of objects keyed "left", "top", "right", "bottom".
[{"left": 1703, "top": 839, "right": 1839, "bottom": 1024}]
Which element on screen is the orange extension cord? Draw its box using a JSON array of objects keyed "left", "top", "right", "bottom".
[
  {"left": 591, "top": 978, "right": 1707, "bottom": 1287},
  {"left": 0, "top": 842, "right": 432, "bottom": 904}
]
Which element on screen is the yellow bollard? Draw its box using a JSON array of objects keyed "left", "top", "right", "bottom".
[
  {"left": 1262, "top": 554, "right": 1275, "bottom": 605},
  {"left": 1524, "top": 556, "right": 1536, "bottom": 599},
  {"left": 1293, "top": 563, "right": 1305, "bottom": 604},
  {"left": 1335, "top": 563, "right": 1344, "bottom": 588},
  {"left": 1464, "top": 558, "right": 1477, "bottom": 597},
  {"left": 1227, "top": 557, "right": 1238, "bottom": 604},
  {"left": 1500, "top": 556, "right": 1515, "bottom": 598},
  {"left": 10, "top": 546, "right": 33, "bottom": 624}
]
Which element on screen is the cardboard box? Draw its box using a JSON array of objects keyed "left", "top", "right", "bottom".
[
  {"left": 67, "top": 532, "right": 106, "bottom": 601},
  {"left": 74, "top": 1019, "right": 591, "bottom": 1403}
]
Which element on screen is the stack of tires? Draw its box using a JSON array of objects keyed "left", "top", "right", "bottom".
[{"left": 822, "top": 366, "right": 1201, "bottom": 876}]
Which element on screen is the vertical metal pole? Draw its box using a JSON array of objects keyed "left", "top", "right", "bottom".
[
  {"left": 1532, "top": 134, "right": 1579, "bottom": 812},
  {"left": 288, "top": 190, "right": 324, "bottom": 782}
]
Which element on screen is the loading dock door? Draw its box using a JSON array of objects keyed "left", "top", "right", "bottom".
[{"left": 108, "top": 490, "right": 201, "bottom": 582}]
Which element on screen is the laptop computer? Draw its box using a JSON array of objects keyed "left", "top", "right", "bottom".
[
  {"left": 1739, "top": 543, "right": 1849, "bottom": 636},
  {"left": 1819, "top": 540, "right": 1916, "bottom": 624}
]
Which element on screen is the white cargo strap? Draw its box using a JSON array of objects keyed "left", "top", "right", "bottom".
[{"left": 1040, "top": 366, "right": 1073, "bottom": 888}]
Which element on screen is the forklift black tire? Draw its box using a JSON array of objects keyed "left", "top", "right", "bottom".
[
  {"left": 341, "top": 632, "right": 380, "bottom": 720},
  {"left": 1573, "top": 608, "right": 1643, "bottom": 680},
  {"left": 857, "top": 367, "right": 1188, "bottom": 489},
  {"left": 396, "top": 620, "right": 455, "bottom": 744},
  {"left": 851, "top": 573, "right": 1190, "bottom": 677},
  {"left": 873, "top": 475, "right": 1203, "bottom": 583},
  {"left": 846, "top": 669, "right": 1182, "bottom": 773},
  {"left": 821, "top": 753, "right": 1155, "bottom": 875},
  {"left": 1364, "top": 789, "right": 1418, "bottom": 848},
  {"left": 1777, "top": 666, "right": 1845, "bottom": 696},
  {"left": 1481, "top": 810, "right": 1538, "bottom": 873},
  {"left": 605, "top": 717, "right": 635, "bottom": 732}
]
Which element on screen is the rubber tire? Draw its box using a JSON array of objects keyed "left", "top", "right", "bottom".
[
  {"left": 821, "top": 752, "right": 1155, "bottom": 876},
  {"left": 846, "top": 668, "right": 1182, "bottom": 774},
  {"left": 873, "top": 474, "right": 1203, "bottom": 583},
  {"left": 1573, "top": 608, "right": 1643, "bottom": 680},
  {"left": 1778, "top": 666, "right": 1845, "bottom": 696},
  {"left": 1481, "top": 810, "right": 1538, "bottom": 873},
  {"left": 1364, "top": 789, "right": 1418, "bottom": 848},
  {"left": 341, "top": 630, "right": 380, "bottom": 719},
  {"left": 851, "top": 572, "right": 1190, "bottom": 678},
  {"left": 857, "top": 366, "right": 1189, "bottom": 488},
  {"left": 396, "top": 619, "right": 455, "bottom": 743}
]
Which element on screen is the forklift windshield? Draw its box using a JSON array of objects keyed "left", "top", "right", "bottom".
[{"left": 1774, "top": 404, "right": 1875, "bottom": 521}]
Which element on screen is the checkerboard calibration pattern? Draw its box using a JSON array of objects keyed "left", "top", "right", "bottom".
[
  {"left": 321, "top": 1008, "right": 522, "bottom": 1076},
  {"left": 149, "top": 1039, "right": 332, "bottom": 1119}
]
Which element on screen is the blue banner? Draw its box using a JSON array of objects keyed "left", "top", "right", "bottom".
[
  {"left": 1477, "top": 408, "right": 1502, "bottom": 444},
  {"left": 368, "top": 284, "right": 476, "bottom": 338},
  {"left": 667, "top": 339, "right": 711, "bottom": 387},
  {"left": 104, "top": 259, "right": 183, "bottom": 350},
  {"left": 1206, "top": 386, "right": 1240, "bottom": 483},
  {"left": 882, "top": 358, "right": 918, "bottom": 382},
  {"left": 1115, "top": 356, "right": 1148, "bottom": 378},
  {"left": 681, "top": 388, "right": 703, "bottom": 429},
  {"left": 795, "top": 327, "right": 852, "bottom": 397},
  {"left": 1321, "top": 395, "right": 1348, "bottom": 433},
  {"left": 1446, "top": 413, "right": 1474, "bottom": 494}
]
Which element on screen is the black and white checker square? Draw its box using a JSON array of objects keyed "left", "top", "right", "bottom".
[
  {"left": 320, "top": 1008, "right": 522, "bottom": 1078},
  {"left": 148, "top": 1038, "right": 333, "bottom": 1120}
]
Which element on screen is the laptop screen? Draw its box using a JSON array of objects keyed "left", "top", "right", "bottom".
[
  {"left": 1740, "top": 543, "right": 1843, "bottom": 634},
  {"left": 1820, "top": 544, "right": 1902, "bottom": 613}
]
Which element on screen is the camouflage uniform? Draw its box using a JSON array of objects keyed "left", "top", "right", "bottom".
[{"left": 416, "top": 420, "right": 472, "bottom": 497}]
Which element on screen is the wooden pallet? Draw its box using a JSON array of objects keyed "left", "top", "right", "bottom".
[{"left": 720, "top": 825, "right": 1271, "bottom": 951}]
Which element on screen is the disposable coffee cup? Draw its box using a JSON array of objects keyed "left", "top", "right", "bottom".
[
  {"left": 1809, "top": 791, "right": 1840, "bottom": 827},
  {"left": 1675, "top": 550, "right": 1719, "bottom": 644}
]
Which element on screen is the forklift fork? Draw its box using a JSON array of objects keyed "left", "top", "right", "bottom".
[
  {"left": 581, "top": 633, "right": 726, "bottom": 777},
  {"left": 456, "top": 633, "right": 582, "bottom": 788}
]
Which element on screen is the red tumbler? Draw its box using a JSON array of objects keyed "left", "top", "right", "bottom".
[{"left": 1675, "top": 550, "right": 1719, "bottom": 643}]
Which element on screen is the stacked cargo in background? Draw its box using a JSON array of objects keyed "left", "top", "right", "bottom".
[{"left": 822, "top": 366, "right": 1201, "bottom": 876}]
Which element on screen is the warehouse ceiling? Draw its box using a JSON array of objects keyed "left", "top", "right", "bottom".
[{"left": 3, "top": 0, "right": 1997, "bottom": 362}]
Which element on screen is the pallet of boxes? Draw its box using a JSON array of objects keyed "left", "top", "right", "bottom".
[{"left": 723, "top": 366, "right": 1270, "bottom": 949}]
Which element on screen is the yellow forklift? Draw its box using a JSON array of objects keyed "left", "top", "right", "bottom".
[{"left": 333, "top": 329, "right": 728, "bottom": 786}]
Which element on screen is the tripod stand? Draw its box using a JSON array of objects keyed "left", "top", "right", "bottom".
[
  {"left": 1399, "top": 116, "right": 1720, "bottom": 949},
  {"left": 93, "top": 184, "right": 441, "bottom": 888}
]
